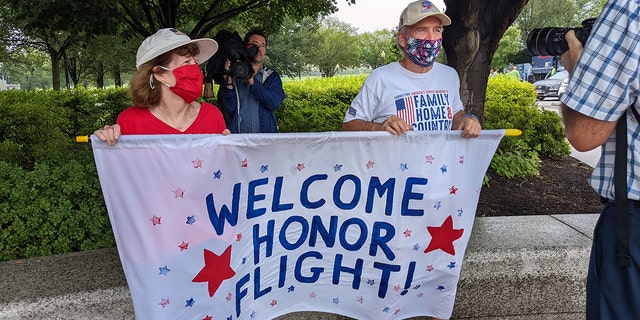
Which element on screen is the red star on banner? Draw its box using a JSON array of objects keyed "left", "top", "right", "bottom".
[
  {"left": 449, "top": 185, "right": 458, "bottom": 194},
  {"left": 173, "top": 188, "right": 185, "bottom": 198},
  {"left": 366, "top": 160, "right": 375, "bottom": 169},
  {"left": 424, "top": 216, "right": 464, "bottom": 255},
  {"left": 150, "top": 215, "right": 161, "bottom": 226},
  {"left": 191, "top": 158, "right": 203, "bottom": 168},
  {"left": 192, "top": 246, "right": 236, "bottom": 297},
  {"left": 425, "top": 155, "right": 435, "bottom": 164}
]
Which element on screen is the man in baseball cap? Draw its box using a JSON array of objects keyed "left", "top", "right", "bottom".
[
  {"left": 344, "top": 2, "right": 478, "bottom": 316},
  {"left": 136, "top": 28, "right": 218, "bottom": 69}
]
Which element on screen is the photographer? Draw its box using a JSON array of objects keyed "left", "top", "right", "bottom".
[
  {"left": 221, "top": 29, "right": 285, "bottom": 133},
  {"left": 560, "top": 0, "right": 640, "bottom": 318}
]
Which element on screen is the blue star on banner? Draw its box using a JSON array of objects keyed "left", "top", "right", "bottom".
[
  {"left": 440, "top": 165, "right": 448, "bottom": 173},
  {"left": 400, "top": 163, "right": 408, "bottom": 172},
  {"left": 186, "top": 215, "right": 195, "bottom": 225},
  {"left": 185, "top": 297, "right": 195, "bottom": 307},
  {"left": 260, "top": 165, "right": 268, "bottom": 173},
  {"left": 213, "top": 170, "right": 222, "bottom": 179},
  {"left": 333, "top": 164, "right": 342, "bottom": 172},
  {"left": 159, "top": 266, "right": 170, "bottom": 275},
  {"left": 448, "top": 261, "right": 456, "bottom": 269}
]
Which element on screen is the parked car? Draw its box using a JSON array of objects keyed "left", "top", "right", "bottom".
[
  {"left": 533, "top": 70, "right": 569, "bottom": 100},
  {"left": 557, "top": 77, "right": 569, "bottom": 97}
]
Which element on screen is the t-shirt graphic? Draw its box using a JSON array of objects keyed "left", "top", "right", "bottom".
[{"left": 395, "top": 89, "right": 453, "bottom": 131}]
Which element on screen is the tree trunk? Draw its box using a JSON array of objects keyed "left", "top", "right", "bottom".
[
  {"left": 96, "top": 62, "right": 104, "bottom": 88},
  {"left": 443, "top": 0, "right": 528, "bottom": 123},
  {"left": 48, "top": 48, "right": 63, "bottom": 91},
  {"left": 113, "top": 66, "right": 122, "bottom": 87}
]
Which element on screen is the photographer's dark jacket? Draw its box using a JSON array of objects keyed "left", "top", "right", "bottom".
[{"left": 223, "top": 66, "right": 285, "bottom": 133}]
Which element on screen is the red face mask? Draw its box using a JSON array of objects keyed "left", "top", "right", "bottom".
[{"left": 159, "top": 64, "right": 204, "bottom": 103}]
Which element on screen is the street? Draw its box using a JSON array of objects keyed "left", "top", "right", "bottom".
[{"left": 537, "top": 98, "right": 561, "bottom": 114}]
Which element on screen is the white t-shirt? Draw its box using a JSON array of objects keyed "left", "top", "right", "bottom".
[{"left": 344, "top": 61, "right": 464, "bottom": 131}]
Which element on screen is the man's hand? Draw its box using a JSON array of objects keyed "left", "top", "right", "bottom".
[
  {"left": 459, "top": 115, "right": 481, "bottom": 138},
  {"left": 381, "top": 116, "right": 413, "bottom": 135},
  {"left": 560, "top": 30, "right": 584, "bottom": 75}
]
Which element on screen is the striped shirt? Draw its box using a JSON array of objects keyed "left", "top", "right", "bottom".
[{"left": 560, "top": 0, "right": 640, "bottom": 200}]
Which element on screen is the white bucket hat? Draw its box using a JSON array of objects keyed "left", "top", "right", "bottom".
[
  {"left": 399, "top": 1, "right": 451, "bottom": 29},
  {"left": 135, "top": 28, "right": 218, "bottom": 69}
]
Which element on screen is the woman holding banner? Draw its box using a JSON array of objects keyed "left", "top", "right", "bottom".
[{"left": 95, "top": 28, "right": 230, "bottom": 146}]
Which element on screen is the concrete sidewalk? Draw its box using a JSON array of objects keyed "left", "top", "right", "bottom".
[{"left": 0, "top": 214, "right": 598, "bottom": 320}]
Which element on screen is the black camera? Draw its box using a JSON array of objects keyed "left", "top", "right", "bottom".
[
  {"left": 205, "top": 30, "right": 258, "bottom": 85},
  {"left": 527, "top": 18, "right": 596, "bottom": 56}
]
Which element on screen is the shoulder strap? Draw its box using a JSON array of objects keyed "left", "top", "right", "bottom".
[{"left": 615, "top": 110, "right": 630, "bottom": 267}]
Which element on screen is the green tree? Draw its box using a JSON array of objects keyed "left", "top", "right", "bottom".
[
  {"left": 268, "top": 17, "right": 321, "bottom": 78},
  {"left": 115, "top": 0, "right": 354, "bottom": 39},
  {"left": 358, "top": 29, "right": 400, "bottom": 70},
  {"left": 2, "top": 50, "right": 51, "bottom": 90},
  {"left": 2, "top": 0, "right": 118, "bottom": 90},
  {"left": 516, "top": 0, "right": 594, "bottom": 40},
  {"left": 491, "top": 25, "right": 522, "bottom": 70},
  {"left": 308, "top": 17, "right": 360, "bottom": 77}
]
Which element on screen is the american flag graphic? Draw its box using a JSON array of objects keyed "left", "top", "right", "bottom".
[{"left": 396, "top": 96, "right": 416, "bottom": 125}]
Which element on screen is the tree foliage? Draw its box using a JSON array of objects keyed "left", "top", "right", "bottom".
[
  {"left": 2, "top": 0, "right": 118, "bottom": 89},
  {"left": 1, "top": 0, "right": 356, "bottom": 90},
  {"left": 491, "top": 25, "right": 522, "bottom": 70},
  {"left": 307, "top": 17, "right": 360, "bottom": 77},
  {"left": 516, "top": 0, "right": 594, "bottom": 40},
  {"left": 358, "top": 29, "right": 400, "bottom": 70},
  {"left": 267, "top": 17, "right": 320, "bottom": 78}
]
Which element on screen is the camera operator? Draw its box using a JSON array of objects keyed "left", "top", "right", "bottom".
[
  {"left": 560, "top": 0, "right": 640, "bottom": 318},
  {"left": 221, "top": 29, "right": 285, "bottom": 133}
]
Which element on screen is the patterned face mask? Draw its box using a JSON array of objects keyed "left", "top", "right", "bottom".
[{"left": 403, "top": 35, "right": 442, "bottom": 68}]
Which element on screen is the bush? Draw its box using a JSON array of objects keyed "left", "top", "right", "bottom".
[
  {"left": 0, "top": 160, "right": 114, "bottom": 261},
  {"left": 0, "top": 75, "right": 570, "bottom": 260},
  {"left": 484, "top": 75, "right": 570, "bottom": 178},
  {"left": 276, "top": 75, "right": 366, "bottom": 132}
]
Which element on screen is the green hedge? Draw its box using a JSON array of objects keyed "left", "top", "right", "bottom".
[{"left": 0, "top": 76, "right": 569, "bottom": 261}]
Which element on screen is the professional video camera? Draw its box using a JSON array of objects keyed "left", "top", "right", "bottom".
[
  {"left": 526, "top": 18, "right": 596, "bottom": 56},
  {"left": 205, "top": 29, "right": 258, "bottom": 86}
]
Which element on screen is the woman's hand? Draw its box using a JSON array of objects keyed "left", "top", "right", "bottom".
[{"left": 94, "top": 124, "right": 121, "bottom": 146}]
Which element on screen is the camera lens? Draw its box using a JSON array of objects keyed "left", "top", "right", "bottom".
[
  {"left": 232, "top": 62, "right": 252, "bottom": 79},
  {"left": 527, "top": 27, "right": 571, "bottom": 56}
]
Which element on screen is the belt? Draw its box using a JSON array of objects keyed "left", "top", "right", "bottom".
[{"left": 600, "top": 196, "right": 640, "bottom": 208}]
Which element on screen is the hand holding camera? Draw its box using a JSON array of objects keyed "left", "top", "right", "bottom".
[{"left": 205, "top": 29, "right": 259, "bottom": 86}]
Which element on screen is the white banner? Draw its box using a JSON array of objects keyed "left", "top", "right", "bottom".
[{"left": 91, "top": 131, "right": 503, "bottom": 320}]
